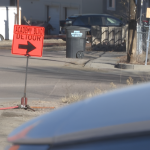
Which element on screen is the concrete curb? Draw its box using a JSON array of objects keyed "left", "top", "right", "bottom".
[
  {"left": 84, "top": 61, "right": 150, "bottom": 72},
  {"left": 84, "top": 60, "right": 115, "bottom": 69},
  {"left": 115, "top": 63, "right": 150, "bottom": 71},
  {"left": 115, "top": 63, "right": 134, "bottom": 69}
]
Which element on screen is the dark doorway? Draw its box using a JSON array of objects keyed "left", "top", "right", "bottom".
[
  {"left": 64, "top": 7, "right": 67, "bottom": 19},
  {"left": 10, "top": 0, "right": 17, "bottom": 6}
]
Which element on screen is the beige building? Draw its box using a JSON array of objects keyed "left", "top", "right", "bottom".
[{"left": 0, "top": 0, "right": 103, "bottom": 34}]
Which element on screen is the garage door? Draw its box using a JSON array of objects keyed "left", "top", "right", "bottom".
[
  {"left": 49, "top": 6, "right": 60, "bottom": 35},
  {"left": 67, "top": 8, "right": 79, "bottom": 18}
]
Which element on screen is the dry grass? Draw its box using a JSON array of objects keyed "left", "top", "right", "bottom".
[
  {"left": 140, "top": 73, "right": 150, "bottom": 82},
  {"left": 126, "top": 77, "right": 134, "bottom": 85},
  {"left": 110, "top": 82, "right": 117, "bottom": 88},
  {"left": 62, "top": 83, "right": 117, "bottom": 104},
  {"left": 119, "top": 54, "right": 150, "bottom": 65},
  {"left": 62, "top": 88, "right": 103, "bottom": 104},
  {"left": 62, "top": 75, "right": 150, "bottom": 104},
  {"left": 61, "top": 77, "right": 145, "bottom": 104}
]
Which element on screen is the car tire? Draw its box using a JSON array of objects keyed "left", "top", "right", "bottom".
[
  {"left": 0, "top": 34, "right": 4, "bottom": 41},
  {"left": 76, "top": 51, "right": 84, "bottom": 59}
]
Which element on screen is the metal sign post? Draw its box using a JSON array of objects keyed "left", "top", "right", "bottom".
[
  {"left": 24, "top": 56, "right": 29, "bottom": 98},
  {"left": 140, "top": 0, "right": 143, "bottom": 25},
  {"left": 17, "top": 0, "right": 19, "bottom": 25},
  {"left": 21, "top": 56, "right": 29, "bottom": 108},
  {"left": 11, "top": 25, "right": 44, "bottom": 109}
]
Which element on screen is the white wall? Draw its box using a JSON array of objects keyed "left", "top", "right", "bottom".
[{"left": 0, "top": 7, "right": 21, "bottom": 40}]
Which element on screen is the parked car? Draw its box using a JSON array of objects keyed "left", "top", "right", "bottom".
[
  {"left": 6, "top": 83, "right": 150, "bottom": 150},
  {"left": 60, "top": 14, "right": 124, "bottom": 34}
]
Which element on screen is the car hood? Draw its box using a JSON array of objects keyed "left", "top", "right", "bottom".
[{"left": 8, "top": 83, "right": 150, "bottom": 145}]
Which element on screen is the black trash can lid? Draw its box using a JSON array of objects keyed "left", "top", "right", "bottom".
[{"left": 65, "top": 26, "right": 90, "bottom": 31}]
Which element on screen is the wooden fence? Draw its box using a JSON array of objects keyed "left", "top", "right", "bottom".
[{"left": 91, "top": 25, "right": 128, "bottom": 51}]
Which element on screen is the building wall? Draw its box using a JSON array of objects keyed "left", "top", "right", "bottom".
[
  {"left": 20, "top": 0, "right": 47, "bottom": 22},
  {"left": 0, "top": 0, "right": 10, "bottom": 6},
  {"left": 103, "top": 0, "right": 150, "bottom": 23},
  {"left": 0, "top": 0, "right": 82, "bottom": 21},
  {"left": 0, "top": 0, "right": 103, "bottom": 22},
  {"left": 103, "top": 0, "right": 129, "bottom": 23},
  {"left": 82, "top": 0, "right": 103, "bottom": 14},
  {"left": 19, "top": 0, "right": 82, "bottom": 22}
]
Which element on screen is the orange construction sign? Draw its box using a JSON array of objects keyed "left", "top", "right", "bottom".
[{"left": 12, "top": 25, "right": 45, "bottom": 57}]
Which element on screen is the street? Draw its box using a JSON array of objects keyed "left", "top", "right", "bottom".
[
  {"left": 0, "top": 47, "right": 150, "bottom": 150},
  {"left": 0, "top": 48, "right": 147, "bottom": 103}
]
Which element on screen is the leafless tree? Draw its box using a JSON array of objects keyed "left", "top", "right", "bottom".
[{"left": 127, "top": 0, "right": 137, "bottom": 63}]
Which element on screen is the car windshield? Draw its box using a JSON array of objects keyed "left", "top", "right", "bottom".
[{"left": 105, "top": 17, "right": 121, "bottom": 26}]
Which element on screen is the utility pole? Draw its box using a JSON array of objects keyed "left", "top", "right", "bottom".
[
  {"left": 127, "top": 0, "right": 137, "bottom": 63},
  {"left": 139, "top": 0, "right": 143, "bottom": 25},
  {"left": 17, "top": 0, "right": 19, "bottom": 25}
]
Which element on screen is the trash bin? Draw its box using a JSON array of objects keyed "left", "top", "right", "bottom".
[{"left": 65, "top": 26, "right": 90, "bottom": 58}]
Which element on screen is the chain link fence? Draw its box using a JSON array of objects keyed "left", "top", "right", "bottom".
[
  {"left": 91, "top": 26, "right": 127, "bottom": 52},
  {"left": 137, "top": 21, "right": 150, "bottom": 65},
  {"left": 137, "top": 24, "right": 148, "bottom": 54}
]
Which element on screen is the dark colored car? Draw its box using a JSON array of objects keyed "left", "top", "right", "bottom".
[
  {"left": 60, "top": 14, "right": 124, "bottom": 34},
  {"left": 6, "top": 83, "right": 150, "bottom": 150}
]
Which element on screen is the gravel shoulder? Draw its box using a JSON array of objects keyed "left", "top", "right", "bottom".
[{"left": 0, "top": 100, "right": 67, "bottom": 150}]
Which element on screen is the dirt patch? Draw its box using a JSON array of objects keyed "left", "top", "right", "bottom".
[
  {"left": 1, "top": 112, "right": 27, "bottom": 117},
  {"left": 119, "top": 55, "right": 128, "bottom": 63},
  {"left": 118, "top": 55, "right": 150, "bottom": 65},
  {"left": 0, "top": 100, "right": 67, "bottom": 150}
]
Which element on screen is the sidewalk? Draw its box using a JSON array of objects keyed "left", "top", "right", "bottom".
[
  {"left": 1, "top": 40, "right": 150, "bottom": 72},
  {"left": 0, "top": 39, "right": 66, "bottom": 48},
  {"left": 0, "top": 39, "right": 91, "bottom": 48},
  {"left": 39, "top": 50, "right": 128, "bottom": 71},
  {"left": 84, "top": 51, "right": 150, "bottom": 71},
  {"left": 84, "top": 51, "right": 125, "bottom": 69}
]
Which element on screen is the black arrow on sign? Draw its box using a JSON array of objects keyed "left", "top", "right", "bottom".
[{"left": 19, "top": 41, "right": 36, "bottom": 56}]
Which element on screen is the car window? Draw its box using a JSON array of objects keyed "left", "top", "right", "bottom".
[
  {"left": 67, "top": 18, "right": 76, "bottom": 22},
  {"left": 73, "top": 16, "right": 89, "bottom": 26},
  {"left": 104, "top": 17, "right": 121, "bottom": 26},
  {"left": 90, "top": 16, "right": 102, "bottom": 26}
]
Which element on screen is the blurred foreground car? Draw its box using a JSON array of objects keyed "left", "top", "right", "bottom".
[{"left": 6, "top": 83, "right": 150, "bottom": 150}]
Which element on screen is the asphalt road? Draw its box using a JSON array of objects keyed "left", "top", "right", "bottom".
[{"left": 0, "top": 49, "right": 148, "bottom": 103}]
